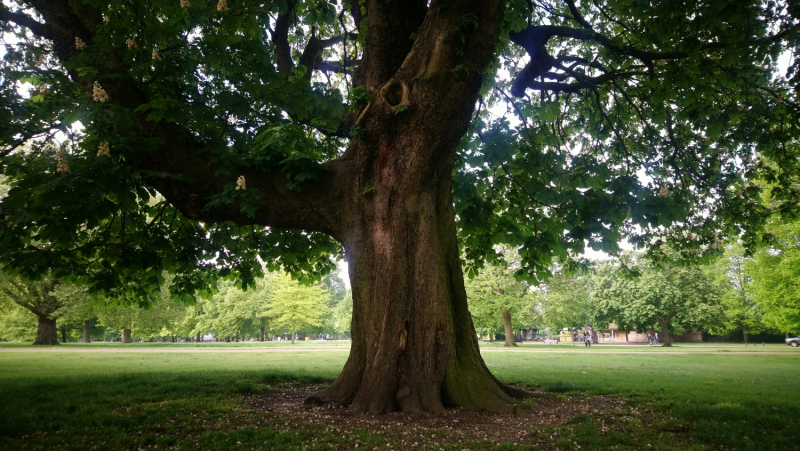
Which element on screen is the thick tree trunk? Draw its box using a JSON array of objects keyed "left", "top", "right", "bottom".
[
  {"left": 60, "top": 327, "right": 68, "bottom": 343},
  {"left": 311, "top": 165, "right": 519, "bottom": 413},
  {"left": 197, "top": 332, "right": 201, "bottom": 342},
  {"left": 260, "top": 325, "right": 265, "bottom": 342},
  {"left": 121, "top": 328, "right": 132, "bottom": 343},
  {"left": 83, "top": 320, "right": 91, "bottom": 343},
  {"left": 306, "top": 2, "right": 512, "bottom": 413},
  {"left": 658, "top": 319, "right": 673, "bottom": 347},
  {"left": 502, "top": 310, "right": 517, "bottom": 347},
  {"left": 34, "top": 316, "right": 59, "bottom": 345},
  {"left": 742, "top": 324, "right": 749, "bottom": 344},
  {"left": 291, "top": 324, "right": 296, "bottom": 344}
]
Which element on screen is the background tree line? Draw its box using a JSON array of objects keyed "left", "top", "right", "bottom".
[
  {"left": 466, "top": 215, "right": 799, "bottom": 346},
  {"left": 0, "top": 268, "right": 351, "bottom": 344}
]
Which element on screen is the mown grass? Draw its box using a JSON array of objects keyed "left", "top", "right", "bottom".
[{"left": 1, "top": 349, "right": 797, "bottom": 451}]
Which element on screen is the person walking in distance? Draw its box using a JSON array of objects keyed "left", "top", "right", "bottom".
[{"left": 584, "top": 333, "right": 591, "bottom": 347}]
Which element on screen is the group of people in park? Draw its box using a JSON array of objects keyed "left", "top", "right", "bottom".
[{"left": 572, "top": 330, "right": 594, "bottom": 347}]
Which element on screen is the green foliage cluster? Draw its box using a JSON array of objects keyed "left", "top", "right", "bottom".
[
  {"left": 465, "top": 247, "right": 537, "bottom": 339},
  {"left": 1, "top": 265, "right": 351, "bottom": 343},
  {"left": 595, "top": 257, "right": 723, "bottom": 343}
]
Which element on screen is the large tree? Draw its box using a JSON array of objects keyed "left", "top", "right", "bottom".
[{"left": 0, "top": 0, "right": 797, "bottom": 412}]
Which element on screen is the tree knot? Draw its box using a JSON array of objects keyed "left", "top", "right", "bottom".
[{"left": 379, "top": 79, "right": 410, "bottom": 112}]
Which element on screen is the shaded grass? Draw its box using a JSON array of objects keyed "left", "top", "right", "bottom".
[{"left": 1, "top": 350, "right": 797, "bottom": 450}]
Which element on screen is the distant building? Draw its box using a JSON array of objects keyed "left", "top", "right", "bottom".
[{"left": 598, "top": 323, "right": 702, "bottom": 343}]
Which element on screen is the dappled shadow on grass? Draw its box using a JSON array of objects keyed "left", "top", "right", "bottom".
[
  {"left": 0, "top": 370, "right": 332, "bottom": 451},
  {"left": 1, "top": 369, "right": 798, "bottom": 451}
]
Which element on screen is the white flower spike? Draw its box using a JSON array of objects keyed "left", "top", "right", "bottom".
[
  {"left": 92, "top": 81, "right": 109, "bottom": 103},
  {"left": 75, "top": 37, "right": 88, "bottom": 51},
  {"left": 97, "top": 141, "right": 111, "bottom": 158}
]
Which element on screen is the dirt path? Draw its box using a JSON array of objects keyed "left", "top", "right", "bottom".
[{"left": 1, "top": 347, "right": 796, "bottom": 355}]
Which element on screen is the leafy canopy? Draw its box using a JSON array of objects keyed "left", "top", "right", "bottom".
[{"left": 0, "top": 0, "right": 797, "bottom": 303}]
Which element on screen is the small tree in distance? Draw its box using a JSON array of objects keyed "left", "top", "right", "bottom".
[
  {"left": 596, "top": 257, "right": 723, "bottom": 346},
  {"left": 264, "top": 274, "right": 329, "bottom": 344}
]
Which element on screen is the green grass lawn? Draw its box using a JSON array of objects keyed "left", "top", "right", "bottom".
[{"left": 1, "top": 348, "right": 797, "bottom": 451}]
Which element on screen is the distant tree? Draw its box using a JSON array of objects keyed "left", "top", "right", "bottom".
[
  {"left": 596, "top": 259, "right": 722, "bottom": 346},
  {"left": 95, "top": 274, "right": 187, "bottom": 342},
  {"left": 332, "top": 291, "right": 353, "bottom": 337},
  {"left": 51, "top": 284, "right": 94, "bottom": 343},
  {"left": 319, "top": 271, "right": 348, "bottom": 336},
  {"left": 0, "top": 272, "right": 87, "bottom": 345},
  {"left": 535, "top": 266, "right": 596, "bottom": 336},
  {"left": 264, "top": 274, "right": 329, "bottom": 344},
  {"left": 466, "top": 250, "right": 535, "bottom": 347},
  {"left": 205, "top": 276, "right": 275, "bottom": 341},
  {"left": 705, "top": 243, "right": 768, "bottom": 343},
  {"left": 749, "top": 219, "right": 800, "bottom": 336}
]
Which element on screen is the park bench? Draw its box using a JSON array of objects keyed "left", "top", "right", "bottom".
[{"left": 543, "top": 338, "right": 559, "bottom": 344}]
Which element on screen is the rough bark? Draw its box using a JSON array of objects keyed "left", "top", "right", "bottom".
[
  {"left": 83, "top": 320, "right": 91, "bottom": 343},
  {"left": 121, "top": 328, "right": 132, "bottom": 343},
  {"left": 658, "top": 318, "right": 673, "bottom": 347},
  {"left": 502, "top": 310, "right": 517, "bottom": 347},
  {"left": 742, "top": 324, "right": 749, "bottom": 344},
  {"left": 34, "top": 316, "right": 59, "bottom": 345}
]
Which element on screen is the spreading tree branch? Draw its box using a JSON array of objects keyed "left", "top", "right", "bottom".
[{"left": 0, "top": 8, "right": 52, "bottom": 39}]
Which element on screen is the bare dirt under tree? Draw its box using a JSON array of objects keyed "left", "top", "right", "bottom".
[{"left": 243, "top": 384, "right": 677, "bottom": 450}]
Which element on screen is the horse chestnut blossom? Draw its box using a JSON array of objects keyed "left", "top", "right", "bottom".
[
  {"left": 657, "top": 186, "right": 670, "bottom": 198},
  {"left": 180, "top": 0, "right": 191, "bottom": 8},
  {"left": 217, "top": 0, "right": 228, "bottom": 12},
  {"left": 55, "top": 149, "right": 70, "bottom": 174},
  {"left": 38, "top": 85, "right": 49, "bottom": 95},
  {"left": 92, "top": 81, "right": 109, "bottom": 103},
  {"left": 97, "top": 141, "right": 110, "bottom": 158},
  {"left": 127, "top": 39, "right": 138, "bottom": 50},
  {"left": 102, "top": 15, "right": 110, "bottom": 24},
  {"left": 235, "top": 176, "right": 246, "bottom": 190},
  {"left": 152, "top": 48, "right": 161, "bottom": 61},
  {"left": 74, "top": 37, "right": 87, "bottom": 51}
]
